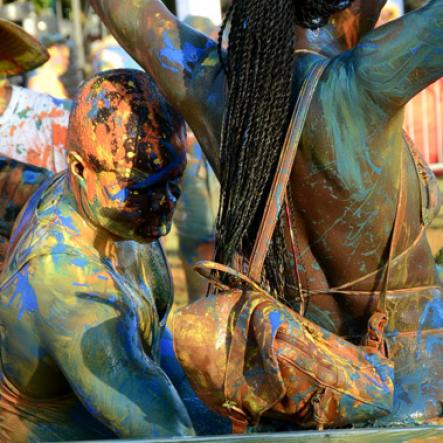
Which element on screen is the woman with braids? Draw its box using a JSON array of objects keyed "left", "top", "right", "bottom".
[{"left": 89, "top": 0, "right": 443, "bottom": 426}]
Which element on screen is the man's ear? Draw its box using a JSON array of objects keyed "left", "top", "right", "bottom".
[{"left": 68, "top": 151, "right": 85, "bottom": 181}]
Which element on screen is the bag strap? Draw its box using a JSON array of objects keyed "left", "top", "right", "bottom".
[
  {"left": 378, "top": 143, "right": 406, "bottom": 313},
  {"left": 363, "top": 146, "right": 405, "bottom": 353},
  {"left": 248, "top": 59, "right": 329, "bottom": 282},
  {"left": 220, "top": 60, "right": 328, "bottom": 431}
]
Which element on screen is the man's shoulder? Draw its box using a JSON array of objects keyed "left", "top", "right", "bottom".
[
  {"left": 28, "top": 253, "right": 114, "bottom": 288},
  {"left": 0, "top": 252, "right": 125, "bottom": 328},
  {"left": 5, "top": 175, "right": 96, "bottom": 274}
]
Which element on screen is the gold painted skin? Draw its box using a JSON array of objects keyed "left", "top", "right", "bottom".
[
  {"left": 90, "top": 0, "right": 443, "bottom": 425},
  {"left": 0, "top": 70, "right": 194, "bottom": 441}
]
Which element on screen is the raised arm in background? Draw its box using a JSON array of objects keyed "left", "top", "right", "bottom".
[
  {"left": 90, "top": 0, "right": 225, "bottom": 175},
  {"left": 351, "top": 0, "right": 443, "bottom": 110},
  {"left": 90, "top": 0, "right": 443, "bottom": 167}
]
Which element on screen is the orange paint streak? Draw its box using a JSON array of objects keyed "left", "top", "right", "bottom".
[{"left": 52, "top": 123, "right": 68, "bottom": 147}]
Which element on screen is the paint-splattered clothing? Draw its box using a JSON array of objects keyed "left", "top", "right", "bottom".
[
  {"left": 0, "top": 173, "right": 176, "bottom": 441},
  {"left": 0, "top": 86, "right": 70, "bottom": 173},
  {"left": 0, "top": 86, "right": 70, "bottom": 272}
]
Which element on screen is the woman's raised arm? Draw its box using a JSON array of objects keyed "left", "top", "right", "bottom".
[
  {"left": 90, "top": 0, "right": 225, "bottom": 174},
  {"left": 351, "top": 0, "right": 443, "bottom": 111}
]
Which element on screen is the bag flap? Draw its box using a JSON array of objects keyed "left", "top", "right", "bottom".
[{"left": 256, "top": 302, "right": 394, "bottom": 411}]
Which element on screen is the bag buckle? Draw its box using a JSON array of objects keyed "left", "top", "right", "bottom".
[{"left": 222, "top": 400, "right": 249, "bottom": 434}]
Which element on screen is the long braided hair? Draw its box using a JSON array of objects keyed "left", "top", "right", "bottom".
[{"left": 215, "top": 0, "right": 354, "bottom": 298}]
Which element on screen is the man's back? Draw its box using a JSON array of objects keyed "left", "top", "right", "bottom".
[{"left": 291, "top": 53, "right": 440, "bottom": 295}]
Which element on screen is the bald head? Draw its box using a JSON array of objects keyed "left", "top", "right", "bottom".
[
  {"left": 67, "top": 69, "right": 187, "bottom": 242},
  {"left": 68, "top": 69, "right": 184, "bottom": 176}
]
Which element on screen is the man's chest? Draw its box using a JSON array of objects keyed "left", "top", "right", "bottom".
[
  {"left": 114, "top": 240, "right": 173, "bottom": 326},
  {"left": 108, "top": 240, "right": 173, "bottom": 360}
]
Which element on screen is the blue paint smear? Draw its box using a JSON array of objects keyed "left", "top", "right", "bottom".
[
  {"left": 87, "top": 90, "right": 111, "bottom": 120},
  {"left": 364, "top": 150, "right": 382, "bottom": 175},
  {"left": 22, "top": 170, "right": 40, "bottom": 185},
  {"left": 105, "top": 187, "right": 128, "bottom": 203},
  {"left": 71, "top": 257, "right": 89, "bottom": 268},
  {"left": 55, "top": 209, "right": 79, "bottom": 233},
  {"left": 8, "top": 267, "right": 39, "bottom": 320},
  {"left": 129, "top": 151, "right": 186, "bottom": 191},
  {"left": 160, "top": 328, "right": 185, "bottom": 385},
  {"left": 416, "top": 295, "right": 443, "bottom": 358},
  {"left": 269, "top": 310, "right": 283, "bottom": 336},
  {"left": 50, "top": 96, "right": 72, "bottom": 110},
  {"left": 424, "top": 334, "right": 442, "bottom": 356},
  {"left": 158, "top": 34, "right": 213, "bottom": 74},
  {"left": 51, "top": 242, "right": 69, "bottom": 267},
  {"left": 364, "top": 353, "right": 394, "bottom": 395}
]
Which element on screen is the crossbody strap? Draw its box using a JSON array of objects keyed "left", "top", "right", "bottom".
[
  {"left": 362, "top": 146, "right": 405, "bottom": 354},
  {"left": 248, "top": 59, "right": 329, "bottom": 282},
  {"left": 378, "top": 144, "right": 406, "bottom": 313}
]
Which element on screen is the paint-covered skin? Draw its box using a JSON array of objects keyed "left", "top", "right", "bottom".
[
  {"left": 67, "top": 70, "right": 187, "bottom": 244},
  {"left": 90, "top": 0, "right": 443, "bottom": 425},
  {"left": 0, "top": 70, "right": 194, "bottom": 440}
]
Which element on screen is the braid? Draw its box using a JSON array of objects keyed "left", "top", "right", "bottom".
[
  {"left": 216, "top": 0, "right": 355, "bottom": 296},
  {"left": 217, "top": 2, "right": 233, "bottom": 74}
]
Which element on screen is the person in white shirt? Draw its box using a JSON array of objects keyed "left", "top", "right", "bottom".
[
  {"left": 0, "top": 19, "right": 71, "bottom": 269},
  {"left": 0, "top": 84, "right": 70, "bottom": 172},
  {"left": 0, "top": 19, "right": 71, "bottom": 173}
]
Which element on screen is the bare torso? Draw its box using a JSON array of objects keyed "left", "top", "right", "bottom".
[{"left": 0, "top": 174, "right": 184, "bottom": 441}]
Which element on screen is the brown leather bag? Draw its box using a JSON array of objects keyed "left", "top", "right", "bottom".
[{"left": 173, "top": 60, "right": 395, "bottom": 432}]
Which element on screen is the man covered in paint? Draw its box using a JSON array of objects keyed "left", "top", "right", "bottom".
[{"left": 0, "top": 69, "right": 195, "bottom": 441}]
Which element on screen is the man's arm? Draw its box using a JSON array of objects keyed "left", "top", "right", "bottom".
[
  {"left": 89, "top": 0, "right": 224, "bottom": 175},
  {"left": 351, "top": 0, "right": 443, "bottom": 110},
  {"left": 37, "top": 258, "right": 194, "bottom": 438}
]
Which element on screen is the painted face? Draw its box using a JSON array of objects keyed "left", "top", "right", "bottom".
[
  {"left": 82, "top": 130, "right": 186, "bottom": 242},
  {"left": 68, "top": 70, "right": 187, "bottom": 242}
]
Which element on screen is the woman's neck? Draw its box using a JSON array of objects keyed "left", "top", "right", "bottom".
[
  {"left": 295, "top": 3, "right": 384, "bottom": 57},
  {"left": 295, "top": 25, "right": 345, "bottom": 58}
]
